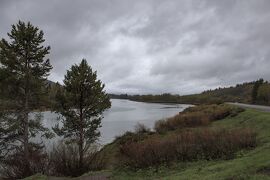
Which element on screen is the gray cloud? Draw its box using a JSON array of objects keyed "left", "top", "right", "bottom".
[{"left": 1, "top": 0, "right": 270, "bottom": 94}]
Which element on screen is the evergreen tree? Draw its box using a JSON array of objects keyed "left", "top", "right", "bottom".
[
  {"left": 53, "top": 59, "right": 111, "bottom": 173},
  {"left": 0, "top": 21, "right": 52, "bottom": 177},
  {"left": 257, "top": 83, "right": 270, "bottom": 105},
  {"left": 252, "top": 78, "right": 264, "bottom": 103}
]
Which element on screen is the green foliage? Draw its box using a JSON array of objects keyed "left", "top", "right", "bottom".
[
  {"left": 182, "top": 82, "right": 254, "bottom": 104},
  {"left": 44, "top": 81, "right": 63, "bottom": 109},
  {"left": 252, "top": 78, "right": 264, "bottom": 103},
  {"left": 257, "top": 83, "right": 270, "bottom": 105},
  {"left": 0, "top": 21, "right": 52, "bottom": 178},
  {"left": 0, "top": 20, "right": 52, "bottom": 108},
  {"left": 53, "top": 59, "right": 111, "bottom": 174},
  {"left": 248, "top": 78, "right": 270, "bottom": 105}
]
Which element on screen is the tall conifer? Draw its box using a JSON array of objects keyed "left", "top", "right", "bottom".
[
  {"left": 0, "top": 21, "right": 52, "bottom": 177},
  {"left": 54, "top": 59, "right": 111, "bottom": 173}
]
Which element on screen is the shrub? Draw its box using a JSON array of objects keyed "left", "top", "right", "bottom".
[
  {"left": 154, "top": 119, "right": 170, "bottom": 134},
  {"left": 114, "top": 123, "right": 154, "bottom": 145},
  {"left": 155, "top": 104, "right": 244, "bottom": 133},
  {"left": 48, "top": 142, "right": 104, "bottom": 177},
  {"left": 115, "top": 131, "right": 156, "bottom": 145},
  {"left": 134, "top": 123, "right": 151, "bottom": 134},
  {"left": 0, "top": 147, "right": 49, "bottom": 179},
  {"left": 120, "top": 128, "right": 256, "bottom": 169},
  {"left": 1, "top": 142, "right": 106, "bottom": 178}
]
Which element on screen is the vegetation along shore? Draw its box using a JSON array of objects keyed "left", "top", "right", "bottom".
[{"left": 1, "top": 21, "right": 270, "bottom": 180}]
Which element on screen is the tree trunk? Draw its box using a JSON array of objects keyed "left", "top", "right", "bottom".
[
  {"left": 23, "top": 88, "right": 30, "bottom": 174},
  {"left": 23, "top": 55, "right": 30, "bottom": 173},
  {"left": 79, "top": 105, "right": 84, "bottom": 170},
  {"left": 79, "top": 130, "right": 83, "bottom": 170}
]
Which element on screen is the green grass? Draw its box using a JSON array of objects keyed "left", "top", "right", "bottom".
[
  {"left": 111, "top": 108, "right": 270, "bottom": 180},
  {"left": 23, "top": 174, "right": 48, "bottom": 180},
  {"left": 24, "top": 108, "right": 270, "bottom": 180}
]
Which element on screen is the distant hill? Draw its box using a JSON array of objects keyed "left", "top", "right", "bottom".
[
  {"left": 110, "top": 80, "right": 270, "bottom": 105},
  {"left": 188, "top": 81, "right": 254, "bottom": 104},
  {"left": 44, "top": 79, "right": 269, "bottom": 106}
]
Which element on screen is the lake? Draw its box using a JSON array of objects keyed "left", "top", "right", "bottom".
[{"left": 39, "top": 99, "right": 191, "bottom": 147}]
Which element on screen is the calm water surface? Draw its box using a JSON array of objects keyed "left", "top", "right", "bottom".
[{"left": 40, "top": 99, "right": 191, "bottom": 147}]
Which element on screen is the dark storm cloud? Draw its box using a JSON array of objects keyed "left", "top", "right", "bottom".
[{"left": 1, "top": 0, "right": 270, "bottom": 94}]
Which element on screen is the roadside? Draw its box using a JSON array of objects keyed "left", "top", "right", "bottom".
[{"left": 227, "top": 102, "right": 270, "bottom": 112}]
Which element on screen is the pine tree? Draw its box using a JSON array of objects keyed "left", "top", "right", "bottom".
[
  {"left": 0, "top": 21, "right": 53, "bottom": 177},
  {"left": 252, "top": 78, "right": 264, "bottom": 104},
  {"left": 53, "top": 59, "right": 111, "bottom": 173}
]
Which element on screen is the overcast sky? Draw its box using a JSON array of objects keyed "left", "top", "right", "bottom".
[{"left": 1, "top": 0, "right": 270, "bottom": 95}]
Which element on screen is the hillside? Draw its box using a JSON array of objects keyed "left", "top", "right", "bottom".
[
  {"left": 110, "top": 107, "right": 270, "bottom": 179},
  {"left": 180, "top": 81, "right": 254, "bottom": 104},
  {"left": 111, "top": 79, "right": 270, "bottom": 105},
  {"left": 25, "top": 105, "right": 270, "bottom": 180}
]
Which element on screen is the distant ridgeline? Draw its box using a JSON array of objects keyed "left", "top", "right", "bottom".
[
  {"left": 3, "top": 79, "right": 268, "bottom": 110},
  {"left": 109, "top": 79, "right": 270, "bottom": 105}
]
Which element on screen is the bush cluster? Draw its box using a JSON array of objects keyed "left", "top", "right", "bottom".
[
  {"left": 114, "top": 132, "right": 148, "bottom": 145},
  {"left": 0, "top": 143, "right": 106, "bottom": 179},
  {"left": 120, "top": 128, "right": 256, "bottom": 169},
  {"left": 48, "top": 143, "right": 104, "bottom": 177},
  {"left": 155, "top": 104, "right": 244, "bottom": 133},
  {"left": 0, "top": 148, "right": 49, "bottom": 179}
]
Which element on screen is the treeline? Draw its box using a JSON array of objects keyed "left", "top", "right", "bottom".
[
  {"left": 110, "top": 93, "right": 182, "bottom": 103},
  {"left": 110, "top": 79, "right": 270, "bottom": 105},
  {"left": 251, "top": 79, "right": 270, "bottom": 105},
  {"left": 12, "top": 79, "right": 270, "bottom": 109}
]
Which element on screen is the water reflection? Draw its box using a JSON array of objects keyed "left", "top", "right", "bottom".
[{"left": 39, "top": 99, "right": 191, "bottom": 147}]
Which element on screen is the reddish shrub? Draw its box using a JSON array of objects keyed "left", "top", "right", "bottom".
[
  {"left": 120, "top": 128, "right": 256, "bottom": 169},
  {"left": 155, "top": 104, "right": 244, "bottom": 133}
]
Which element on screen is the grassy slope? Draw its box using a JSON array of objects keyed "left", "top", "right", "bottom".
[
  {"left": 24, "top": 108, "right": 270, "bottom": 180},
  {"left": 111, "top": 108, "right": 270, "bottom": 180}
]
